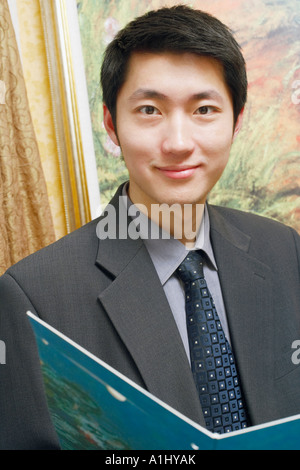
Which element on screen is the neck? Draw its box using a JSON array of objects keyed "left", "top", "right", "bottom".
[{"left": 133, "top": 200, "right": 205, "bottom": 247}]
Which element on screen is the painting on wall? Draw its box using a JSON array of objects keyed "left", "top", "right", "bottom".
[{"left": 76, "top": 0, "right": 300, "bottom": 232}]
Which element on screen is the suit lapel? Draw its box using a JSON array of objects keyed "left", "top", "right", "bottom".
[
  {"left": 208, "top": 205, "right": 274, "bottom": 425},
  {"left": 95, "top": 188, "right": 205, "bottom": 426}
]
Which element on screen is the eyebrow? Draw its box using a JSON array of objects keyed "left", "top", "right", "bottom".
[
  {"left": 128, "top": 89, "right": 167, "bottom": 101},
  {"left": 128, "top": 88, "right": 224, "bottom": 103}
]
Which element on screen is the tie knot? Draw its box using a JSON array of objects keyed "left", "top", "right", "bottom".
[{"left": 176, "top": 250, "right": 204, "bottom": 283}]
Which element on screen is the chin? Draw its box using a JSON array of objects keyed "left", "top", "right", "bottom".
[{"left": 159, "top": 190, "right": 207, "bottom": 207}]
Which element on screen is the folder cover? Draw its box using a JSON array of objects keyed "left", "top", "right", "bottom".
[{"left": 27, "top": 311, "right": 300, "bottom": 450}]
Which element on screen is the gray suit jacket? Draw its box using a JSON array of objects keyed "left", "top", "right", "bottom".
[{"left": 1, "top": 183, "right": 300, "bottom": 449}]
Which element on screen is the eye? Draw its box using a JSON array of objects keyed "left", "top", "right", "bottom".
[
  {"left": 139, "top": 105, "right": 160, "bottom": 115},
  {"left": 195, "top": 106, "right": 215, "bottom": 115}
]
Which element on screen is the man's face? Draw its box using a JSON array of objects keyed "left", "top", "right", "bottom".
[{"left": 104, "top": 52, "right": 243, "bottom": 210}]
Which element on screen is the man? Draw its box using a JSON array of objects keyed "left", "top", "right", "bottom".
[{"left": 1, "top": 5, "right": 300, "bottom": 449}]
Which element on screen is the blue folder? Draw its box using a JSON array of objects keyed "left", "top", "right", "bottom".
[{"left": 27, "top": 311, "right": 300, "bottom": 450}]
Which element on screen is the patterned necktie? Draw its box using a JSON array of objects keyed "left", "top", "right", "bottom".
[{"left": 176, "top": 250, "right": 249, "bottom": 434}]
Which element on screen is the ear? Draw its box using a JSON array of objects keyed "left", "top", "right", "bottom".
[
  {"left": 103, "top": 104, "right": 120, "bottom": 147},
  {"left": 232, "top": 107, "right": 244, "bottom": 141}
]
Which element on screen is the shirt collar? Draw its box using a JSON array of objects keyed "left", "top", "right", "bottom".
[{"left": 121, "top": 183, "right": 217, "bottom": 284}]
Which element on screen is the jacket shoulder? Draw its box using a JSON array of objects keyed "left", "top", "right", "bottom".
[
  {"left": 209, "top": 204, "right": 299, "bottom": 237},
  {"left": 209, "top": 204, "right": 300, "bottom": 270},
  {"left": 5, "top": 217, "right": 100, "bottom": 281}
]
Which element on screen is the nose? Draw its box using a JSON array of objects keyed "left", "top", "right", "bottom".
[{"left": 161, "top": 113, "right": 195, "bottom": 157}]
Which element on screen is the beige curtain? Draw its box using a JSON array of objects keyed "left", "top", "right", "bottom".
[{"left": 0, "top": 0, "right": 55, "bottom": 276}]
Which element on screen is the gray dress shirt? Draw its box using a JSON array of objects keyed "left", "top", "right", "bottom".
[{"left": 122, "top": 185, "right": 230, "bottom": 360}]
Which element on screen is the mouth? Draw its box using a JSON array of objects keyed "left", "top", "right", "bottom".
[{"left": 156, "top": 165, "right": 201, "bottom": 180}]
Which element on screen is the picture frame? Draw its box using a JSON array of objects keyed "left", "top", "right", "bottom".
[{"left": 39, "top": 0, "right": 101, "bottom": 233}]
